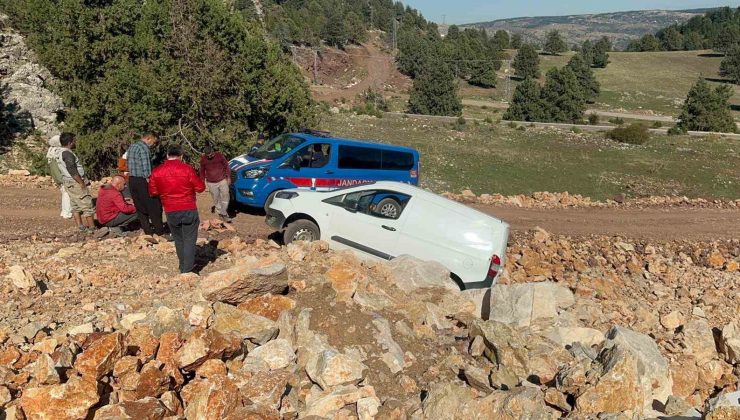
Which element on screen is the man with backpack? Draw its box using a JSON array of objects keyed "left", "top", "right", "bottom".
[
  {"left": 57, "top": 133, "right": 96, "bottom": 233},
  {"left": 46, "top": 135, "right": 72, "bottom": 220}
]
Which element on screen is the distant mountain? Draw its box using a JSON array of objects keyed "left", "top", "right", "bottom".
[{"left": 458, "top": 9, "right": 716, "bottom": 49}]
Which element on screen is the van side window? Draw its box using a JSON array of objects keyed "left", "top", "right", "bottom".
[
  {"left": 324, "top": 190, "right": 411, "bottom": 220},
  {"left": 295, "top": 143, "right": 331, "bottom": 168},
  {"left": 381, "top": 150, "right": 414, "bottom": 170},
  {"left": 338, "top": 146, "right": 414, "bottom": 171}
]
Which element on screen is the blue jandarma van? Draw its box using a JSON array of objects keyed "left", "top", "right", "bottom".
[{"left": 229, "top": 131, "right": 421, "bottom": 209}]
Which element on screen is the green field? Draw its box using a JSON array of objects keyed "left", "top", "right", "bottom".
[
  {"left": 321, "top": 113, "right": 740, "bottom": 200},
  {"left": 460, "top": 50, "right": 740, "bottom": 119}
]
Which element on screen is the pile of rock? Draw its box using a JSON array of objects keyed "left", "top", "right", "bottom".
[
  {"left": 0, "top": 173, "right": 54, "bottom": 188},
  {"left": 443, "top": 189, "right": 740, "bottom": 209}
]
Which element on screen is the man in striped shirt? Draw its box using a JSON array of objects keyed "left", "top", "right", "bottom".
[{"left": 126, "top": 133, "right": 165, "bottom": 236}]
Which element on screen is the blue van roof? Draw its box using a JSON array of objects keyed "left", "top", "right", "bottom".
[{"left": 290, "top": 133, "right": 419, "bottom": 155}]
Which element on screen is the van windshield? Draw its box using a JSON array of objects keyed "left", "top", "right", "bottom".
[{"left": 252, "top": 134, "right": 305, "bottom": 160}]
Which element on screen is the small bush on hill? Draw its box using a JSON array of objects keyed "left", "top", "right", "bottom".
[
  {"left": 607, "top": 123, "right": 650, "bottom": 145},
  {"left": 609, "top": 117, "right": 625, "bottom": 125},
  {"left": 588, "top": 113, "right": 600, "bottom": 125},
  {"left": 652, "top": 121, "right": 663, "bottom": 128}
]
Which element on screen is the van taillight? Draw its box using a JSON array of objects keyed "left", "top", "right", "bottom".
[{"left": 488, "top": 254, "right": 502, "bottom": 278}]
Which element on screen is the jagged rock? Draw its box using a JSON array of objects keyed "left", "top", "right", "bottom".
[
  {"left": 159, "top": 391, "right": 182, "bottom": 416},
  {"left": 113, "top": 356, "right": 141, "bottom": 378},
  {"left": 387, "top": 255, "right": 455, "bottom": 293},
  {"left": 670, "top": 357, "right": 699, "bottom": 398},
  {"left": 470, "top": 320, "right": 528, "bottom": 377},
  {"left": 147, "top": 306, "right": 189, "bottom": 338},
  {"left": 719, "top": 320, "right": 740, "bottom": 365},
  {"left": 574, "top": 345, "right": 645, "bottom": 415},
  {"left": 93, "top": 397, "right": 170, "bottom": 420},
  {"left": 664, "top": 395, "right": 695, "bottom": 416},
  {"left": 463, "top": 365, "right": 493, "bottom": 393},
  {"left": 372, "top": 318, "right": 406, "bottom": 374},
  {"left": 232, "top": 370, "right": 294, "bottom": 409},
  {"left": 74, "top": 332, "right": 124, "bottom": 379},
  {"left": 188, "top": 303, "right": 213, "bottom": 328},
  {"left": 544, "top": 388, "right": 570, "bottom": 412},
  {"left": 244, "top": 338, "right": 296, "bottom": 370},
  {"left": 237, "top": 294, "right": 296, "bottom": 321},
  {"left": 20, "top": 376, "right": 100, "bottom": 420},
  {"left": 31, "top": 353, "right": 60, "bottom": 385},
  {"left": 546, "top": 327, "right": 604, "bottom": 348},
  {"left": 303, "top": 385, "right": 377, "bottom": 418},
  {"left": 682, "top": 319, "right": 718, "bottom": 365},
  {"left": 488, "top": 282, "right": 574, "bottom": 327},
  {"left": 5, "top": 265, "right": 38, "bottom": 293},
  {"left": 134, "top": 361, "right": 171, "bottom": 399},
  {"left": 357, "top": 396, "right": 381, "bottom": 420},
  {"left": 120, "top": 313, "right": 147, "bottom": 330},
  {"left": 125, "top": 325, "right": 160, "bottom": 362},
  {"left": 660, "top": 310, "right": 684, "bottom": 330},
  {"left": 306, "top": 350, "right": 368, "bottom": 390},
  {"left": 211, "top": 302, "right": 278, "bottom": 345},
  {"left": 422, "top": 383, "right": 474, "bottom": 418},
  {"left": 195, "top": 359, "right": 227, "bottom": 378},
  {"left": 326, "top": 260, "right": 360, "bottom": 301},
  {"left": 224, "top": 404, "right": 280, "bottom": 420},
  {"left": 69, "top": 323, "right": 94, "bottom": 336},
  {"left": 174, "top": 328, "right": 241, "bottom": 372},
  {"left": 180, "top": 374, "right": 242, "bottom": 419},
  {"left": 199, "top": 262, "right": 288, "bottom": 305},
  {"left": 458, "top": 387, "right": 557, "bottom": 419},
  {"left": 490, "top": 364, "right": 519, "bottom": 390},
  {"left": 0, "top": 385, "right": 11, "bottom": 407},
  {"left": 704, "top": 391, "right": 740, "bottom": 420}
]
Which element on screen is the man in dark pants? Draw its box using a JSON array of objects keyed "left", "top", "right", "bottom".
[
  {"left": 126, "top": 133, "right": 165, "bottom": 235},
  {"left": 149, "top": 145, "right": 206, "bottom": 273}
]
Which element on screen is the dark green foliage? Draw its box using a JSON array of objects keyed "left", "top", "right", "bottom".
[
  {"left": 345, "top": 12, "right": 368, "bottom": 45},
  {"left": 652, "top": 121, "right": 663, "bottom": 128},
  {"left": 492, "top": 30, "right": 510, "bottom": 50},
  {"left": 540, "top": 67, "right": 586, "bottom": 123},
  {"left": 720, "top": 44, "right": 740, "bottom": 84},
  {"left": 581, "top": 40, "right": 594, "bottom": 65},
  {"left": 632, "top": 7, "right": 740, "bottom": 52},
  {"left": 628, "top": 34, "right": 662, "bottom": 52},
  {"left": 324, "top": 12, "right": 347, "bottom": 48},
  {"left": 588, "top": 113, "right": 600, "bottom": 125},
  {"left": 354, "top": 87, "right": 388, "bottom": 117},
  {"left": 408, "top": 64, "right": 462, "bottom": 117},
  {"left": 661, "top": 27, "right": 684, "bottom": 51},
  {"left": 468, "top": 62, "right": 497, "bottom": 88},
  {"left": 510, "top": 33, "right": 522, "bottom": 49},
  {"left": 544, "top": 30, "right": 567, "bottom": 55},
  {"left": 2, "top": 0, "right": 316, "bottom": 176},
  {"left": 503, "top": 77, "right": 545, "bottom": 122},
  {"left": 592, "top": 37, "right": 611, "bottom": 68},
  {"left": 607, "top": 123, "right": 650, "bottom": 144},
  {"left": 677, "top": 78, "right": 737, "bottom": 133},
  {"left": 609, "top": 117, "right": 626, "bottom": 125},
  {"left": 566, "top": 54, "right": 600, "bottom": 102},
  {"left": 513, "top": 44, "right": 540, "bottom": 79}
]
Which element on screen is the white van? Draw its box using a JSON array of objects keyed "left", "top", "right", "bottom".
[{"left": 265, "top": 181, "right": 510, "bottom": 290}]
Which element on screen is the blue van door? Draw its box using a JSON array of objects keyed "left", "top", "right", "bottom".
[
  {"left": 268, "top": 143, "right": 337, "bottom": 191},
  {"left": 336, "top": 145, "right": 418, "bottom": 185}
]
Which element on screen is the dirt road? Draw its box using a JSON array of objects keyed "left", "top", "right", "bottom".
[{"left": 2, "top": 185, "right": 738, "bottom": 242}]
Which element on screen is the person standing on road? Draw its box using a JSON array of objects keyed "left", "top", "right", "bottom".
[
  {"left": 126, "top": 133, "right": 165, "bottom": 236},
  {"left": 57, "top": 133, "right": 96, "bottom": 233},
  {"left": 149, "top": 145, "right": 206, "bottom": 273},
  {"left": 199, "top": 145, "right": 232, "bottom": 222},
  {"left": 46, "top": 134, "right": 72, "bottom": 220}
]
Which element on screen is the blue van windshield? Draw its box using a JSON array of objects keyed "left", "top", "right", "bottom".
[{"left": 252, "top": 134, "right": 305, "bottom": 160}]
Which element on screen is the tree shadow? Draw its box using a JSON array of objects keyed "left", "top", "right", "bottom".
[
  {"left": 698, "top": 52, "right": 724, "bottom": 58},
  {"left": 0, "top": 84, "right": 34, "bottom": 151},
  {"left": 704, "top": 77, "right": 736, "bottom": 85}
]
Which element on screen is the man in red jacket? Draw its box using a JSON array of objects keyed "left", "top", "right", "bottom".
[
  {"left": 149, "top": 145, "right": 206, "bottom": 273},
  {"left": 199, "top": 145, "right": 232, "bottom": 222},
  {"left": 96, "top": 175, "right": 137, "bottom": 236}
]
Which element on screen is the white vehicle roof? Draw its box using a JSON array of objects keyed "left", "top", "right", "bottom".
[{"left": 288, "top": 181, "right": 507, "bottom": 226}]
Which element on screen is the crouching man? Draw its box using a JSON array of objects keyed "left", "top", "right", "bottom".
[
  {"left": 96, "top": 175, "right": 137, "bottom": 236},
  {"left": 149, "top": 145, "right": 206, "bottom": 273}
]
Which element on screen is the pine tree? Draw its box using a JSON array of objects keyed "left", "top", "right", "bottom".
[
  {"left": 544, "top": 30, "right": 567, "bottom": 55},
  {"left": 408, "top": 64, "right": 462, "bottom": 116},
  {"left": 566, "top": 54, "right": 600, "bottom": 102},
  {"left": 492, "top": 30, "right": 510, "bottom": 50},
  {"left": 510, "top": 33, "right": 522, "bottom": 49},
  {"left": 661, "top": 27, "right": 684, "bottom": 51},
  {"left": 512, "top": 44, "right": 540, "bottom": 79},
  {"left": 540, "top": 67, "right": 586, "bottom": 123},
  {"left": 720, "top": 44, "right": 740, "bottom": 84},
  {"left": 581, "top": 40, "right": 594, "bottom": 66},
  {"left": 324, "top": 12, "right": 347, "bottom": 48},
  {"left": 592, "top": 37, "right": 611, "bottom": 68},
  {"left": 683, "top": 31, "right": 705, "bottom": 50},
  {"left": 677, "top": 78, "right": 736, "bottom": 133},
  {"left": 468, "top": 62, "right": 497, "bottom": 88},
  {"left": 503, "top": 77, "right": 545, "bottom": 121},
  {"left": 714, "top": 26, "right": 740, "bottom": 55}
]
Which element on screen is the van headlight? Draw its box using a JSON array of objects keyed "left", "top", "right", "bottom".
[
  {"left": 276, "top": 191, "right": 299, "bottom": 199},
  {"left": 242, "top": 167, "right": 269, "bottom": 179}
]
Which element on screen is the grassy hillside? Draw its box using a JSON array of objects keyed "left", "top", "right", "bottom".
[
  {"left": 320, "top": 113, "right": 740, "bottom": 200},
  {"left": 460, "top": 50, "right": 740, "bottom": 118}
]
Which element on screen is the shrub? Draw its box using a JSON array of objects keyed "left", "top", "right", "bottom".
[
  {"left": 667, "top": 126, "right": 685, "bottom": 136},
  {"left": 652, "top": 121, "right": 663, "bottom": 128},
  {"left": 507, "top": 121, "right": 518, "bottom": 129},
  {"left": 609, "top": 117, "right": 625, "bottom": 125},
  {"left": 457, "top": 116, "right": 467, "bottom": 126},
  {"left": 517, "top": 125, "right": 526, "bottom": 131},
  {"left": 484, "top": 116, "right": 494, "bottom": 124},
  {"left": 606, "top": 123, "right": 650, "bottom": 144},
  {"left": 588, "top": 113, "right": 600, "bottom": 125},
  {"left": 571, "top": 127, "right": 582, "bottom": 134}
]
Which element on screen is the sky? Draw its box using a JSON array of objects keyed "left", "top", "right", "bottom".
[{"left": 402, "top": 0, "right": 739, "bottom": 25}]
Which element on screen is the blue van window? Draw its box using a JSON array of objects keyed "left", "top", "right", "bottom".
[
  {"left": 338, "top": 146, "right": 381, "bottom": 169},
  {"left": 381, "top": 150, "right": 414, "bottom": 170},
  {"left": 252, "top": 134, "right": 305, "bottom": 160}
]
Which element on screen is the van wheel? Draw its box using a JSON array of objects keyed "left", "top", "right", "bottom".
[
  {"left": 377, "top": 198, "right": 402, "bottom": 219},
  {"left": 284, "top": 220, "right": 320, "bottom": 244},
  {"left": 264, "top": 190, "right": 281, "bottom": 212}
]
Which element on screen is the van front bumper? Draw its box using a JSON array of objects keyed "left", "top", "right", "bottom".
[{"left": 265, "top": 208, "right": 286, "bottom": 230}]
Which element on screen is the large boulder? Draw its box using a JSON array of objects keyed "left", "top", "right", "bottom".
[
  {"left": 174, "top": 328, "right": 241, "bottom": 372},
  {"left": 682, "top": 319, "right": 718, "bottom": 365},
  {"left": 488, "top": 283, "right": 575, "bottom": 327},
  {"left": 210, "top": 302, "right": 278, "bottom": 345},
  {"left": 199, "top": 262, "right": 288, "bottom": 305},
  {"left": 243, "top": 338, "right": 295, "bottom": 370},
  {"left": 458, "top": 387, "right": 558, "bottom": 420},
  {"left": 306, "top": 350, "right": 368, "bottom": 390},
  {"left": 719, "top": 320, "right": 740, "bottom": 365},
  {"left": 5, "top": 265, "right": 38, "bottom": 293},
  {"left": 704, "top": 391, "right": 740, "bottom": 420},
  {"left": 19, "top": 376, "right": 100, "bottom": 420},
  {"left": 387, "top": 255, "right": 456, "bottom": 293},
  {"left": 74, "top": 332, "right": 124, "bottom": 380},
  {"left": 180, "top": 374, "right": 243, "bottom": 419},
  {"left": 303, "top": 385, "right": 377, "bottom": 418},
  {"left": 93, "top": 398, "right": 170, "bottom": 420},
  {"left": 421, "top": 383, "right": 475, "bottom": 419}
]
